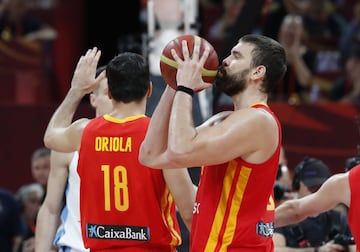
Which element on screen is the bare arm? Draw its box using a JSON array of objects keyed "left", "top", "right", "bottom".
[
  {"left": 35, "top": 151, "right": 73, "bottom": 252},
  {"left": 139, "top": 86, "right": 176, "bottom": 167},
  {"left": 167, "top": 103, "right": 279, "bottom": 167},
  {"left": 44, "top": 47, "right": 104, "bottom": 152},
  {"left": 142, "top": 38, "right": 279, "bottom": 169},
  {"left": 275, "top": 173, "right": 350, "bottom": 228},
  {"left": 163, "top": 169, "right": 196, "bottom": 230}
]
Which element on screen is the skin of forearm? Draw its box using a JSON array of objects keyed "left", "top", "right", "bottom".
[
  {"left": 44, "top": 88, "right": 84, "bottom": 144},
  {"left": 35, "top": 206, "right": 60, "bottom": 251},
  {"left": 142, "top": 87, "right": 175, "bottom": 154},
  {"left": 275, "top": 200, "right": 304, "bottom": 228},
  {"left": 168, "top": 92, "right": 197, "bottom": 154}
]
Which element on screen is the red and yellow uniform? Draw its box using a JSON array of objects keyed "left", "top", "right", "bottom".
[
  {"left": 348, "top": 164, "right": 360, "bottom": 250},
  {"left": 190, "top": 104, "right": 281, "bottom": 252},
  {"left": 78, "top": 114, "right": 181, "bottom": 251}
]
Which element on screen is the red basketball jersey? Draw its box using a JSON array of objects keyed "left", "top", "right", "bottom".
[
  {"left": 348, "top": 164, "right": 360, "bottom": 249},
  {"left": 190, "top": 104, "right": 281, "bottom": 252},
  {"left": 78, "top": 115, "right": 181, "bottom": 251}
]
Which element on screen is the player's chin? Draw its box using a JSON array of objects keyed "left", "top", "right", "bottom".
[
  {"left": 215, "top": 71, "right": 226, "bottom": 86},
  {"left": 214, "top": 76, "right": 229, "bottom": 92}
]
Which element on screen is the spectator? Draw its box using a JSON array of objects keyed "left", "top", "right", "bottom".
[
  {"left": 301, "top": 0, "right": 347, "bottom": 48},
  {"left": 0, "top": 188, "right": 23, "bottom": 252},
  {"left": 0, "top": 0, "right": 57, "bottom": 104},
  {"left": 16, "top": 183, "right": 44, "bottom": 252},
  {"left": 329, "top": 45, "right": 360, "bottom": 104},
  {"left": 261, "top": 0, "right": 315, "bottom": 40},
  {"left": 275, "top": 164, "right": 360, "bottom": 252},
  {"left": 0, "top": 0, "right": 57, "bottom": 42},
  {"left": 30, "top": 147, "right": 50, "bottom": 200},
  {"left": 300, "top": 0, "right": 347, "bottom": 75},
  {"left": 271, "top": 13, "right": 314, "bottom": 104},
  {"left": 207, "top": 0, "right": 245, "bottom": 46},
  {"left": 339, "top": 0, "right": 360, "bottom": 61},
  {"left": 273, "top": 156, "right": 352, "bottom": 252}
]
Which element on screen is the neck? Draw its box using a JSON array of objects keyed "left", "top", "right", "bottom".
[
  {"left": 232, "top": 86, "right": 268, "bottom": 110},
  {"left": 108, "top": 99, "right": 147, "bottom": 119}
]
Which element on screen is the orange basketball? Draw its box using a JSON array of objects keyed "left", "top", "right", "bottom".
[{"left": 160, "top": 34, "right": 219, "bottom": 90}]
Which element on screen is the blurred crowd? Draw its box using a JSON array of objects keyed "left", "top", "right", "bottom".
[
  {"left": 201, "top": 0, "right": 360, "bottom": 107},
  {"left": 0, "top": 147, "right": 49, "bottom": 252},
  {"left": 1, "top": 0, "right": 360, "bottom": 107}
]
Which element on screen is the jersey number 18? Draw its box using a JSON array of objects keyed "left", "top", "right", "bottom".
[{"left": 101, "top": 165, "right": 129, "bottom": 211}]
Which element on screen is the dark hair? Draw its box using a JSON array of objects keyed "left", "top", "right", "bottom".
[
  {"left": 240, "top": 34, "right": 287, "bottom": 93},
  {"left": 31, "top": 147, "right": 50, "bottom": 162},
  {"left": 92, "top": 65, "right": 107, "bottom": 95},
  {"left": 106, "top": 52, "right": 149, "bottom": 103},
  {"left": 96, "top": 65, "right": 106, "bottom": 78},
  {"left": 292, "top": 156, "right": 330, "bottom": 192}
]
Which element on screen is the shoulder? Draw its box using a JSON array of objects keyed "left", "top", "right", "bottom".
[
  {"left": 319, "top": 173, "right": 350, "bottom": 205},
  {"left": 324, "top": 173, "right": 348, "bottom": 188},
  {"left": 216, "top": 107, "right": 280, "bottom": 141},
  {"left": 239, "top": 106, "right": 279, "bottom": 131},
  {"left": 317, "top": 173, "right": 348, "bottom": 196}
]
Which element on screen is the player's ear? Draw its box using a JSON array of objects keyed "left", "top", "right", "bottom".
[
  {"left": 251, "top": 65, "right": 266, "bottom": 80},
  {"left": 108, "top": 89, "right": 112, "bottom": 99},
  {"left": 89, "top": 93, "right": 96, "bottom": 108},
  {"left": 147, "top": 81, "right": 152, "bottom": 97}
]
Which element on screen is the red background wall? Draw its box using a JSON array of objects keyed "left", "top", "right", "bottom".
[
  {"left": 1, "top": 102, "right": 359, "bottom": 193},
  {"left": 0, "top": 103, "right": 93, "bottom": 193}
]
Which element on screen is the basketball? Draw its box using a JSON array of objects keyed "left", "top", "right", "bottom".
[{"left": 160, "top": 34, "right": 219, "bottom": 90}]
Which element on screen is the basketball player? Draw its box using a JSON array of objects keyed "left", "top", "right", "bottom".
[
  {"left": 35, "top": 66, "right": 111, "bottom": 251},
  {"left": 139, "top": 34, "right": 287, "bottom": 251},
  {"left": 41, "top": 48, "right": 195, "bottom": 251}
]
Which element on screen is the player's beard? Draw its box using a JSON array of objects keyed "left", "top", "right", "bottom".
[{"left": 215, "top": 65, "right": 250, "bottom": 96}]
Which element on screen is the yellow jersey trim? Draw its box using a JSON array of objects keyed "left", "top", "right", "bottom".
[{"left": 103, "top": 114, "right": 146, "bottom": 123}]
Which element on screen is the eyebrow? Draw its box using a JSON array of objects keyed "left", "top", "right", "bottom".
[{"left": 232, "top": 49, "right": 243, "bottom": 58}]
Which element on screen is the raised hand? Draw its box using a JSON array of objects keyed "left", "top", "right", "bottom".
[
  {"left": 70, "top": 47, "right": 104, "bottom": 96},
  {"left": 171, "top": 37, "right": 212, "bottom": 92}
]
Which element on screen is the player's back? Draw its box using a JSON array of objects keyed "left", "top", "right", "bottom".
[{"left": 78, "top": 115, "right": 181, "bottom": 251}]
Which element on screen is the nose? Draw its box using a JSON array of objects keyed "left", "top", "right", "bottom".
[{"left": 222, "top": 58, "right": 229, "bottom": 67}]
